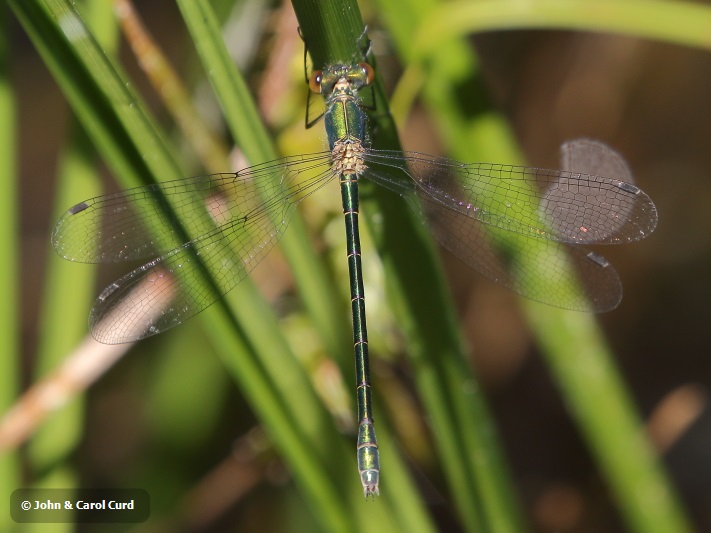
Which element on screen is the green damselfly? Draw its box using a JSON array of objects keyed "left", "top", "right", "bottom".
[{"left": 52, "top": 31, "right": 657, "bottom": 498}]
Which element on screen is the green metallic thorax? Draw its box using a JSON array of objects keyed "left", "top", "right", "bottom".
[{"left": 322, "top": 65, "right": 368, "bottom": 149}]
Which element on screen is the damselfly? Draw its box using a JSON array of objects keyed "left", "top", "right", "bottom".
[{"left": 52, "top": 31, "right": 657, "bottom": 498}]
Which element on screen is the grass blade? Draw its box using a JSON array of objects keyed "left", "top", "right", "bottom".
[{"left": 0, "top": 4, "right": 21, "bottom": 531}]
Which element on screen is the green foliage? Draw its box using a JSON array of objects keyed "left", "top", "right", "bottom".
[{"left": 4, "top": 0, "right": 706, "bottom": 531}]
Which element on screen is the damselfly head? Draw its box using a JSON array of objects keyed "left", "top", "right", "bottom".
[{"left": 308, "top": 62, "right": 375, "bottom": 96}]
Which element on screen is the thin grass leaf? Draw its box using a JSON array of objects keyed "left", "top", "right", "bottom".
[
  {"left": 415, "top": 0, "right": 711, "bottom": 60},
  {"left": 114, "top": 0, "right": 232, "bottom": 174},
  {"left": 0, "top": 4, "right": 21, "bottom": 532},
  {"left": 527, "top": 305, "right": 693, "bottom": 533},
  {"left": 30, "top": 125, "right": 102, "bottom": 470}
]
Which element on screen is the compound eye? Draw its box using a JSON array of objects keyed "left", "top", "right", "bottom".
[
  {"left": 358, "top": 63, "right": 374, "bottom": 85},
  {"left": 309, "top": 70, "right": 323, "bottom": 93}
]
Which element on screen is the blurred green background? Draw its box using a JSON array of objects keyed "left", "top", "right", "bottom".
[{"left": 2, "top": 0, "right": 711, "bottom": 531}]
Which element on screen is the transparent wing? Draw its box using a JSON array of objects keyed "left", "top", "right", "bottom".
[
  {"left": 364, "top": 150, "right": 657, "bottom": 245},
  {"left": 424, "top": 199, "right": 622, "bottom": 311},
  {"left": 53, "top": 152, "right": 337, "bottom": 343},
  {"left": 363, "top": 149, "right": 657, "bottom": 311},
  {"left": 52, "top": 152, "right": 335, "bottom": 263},
  {"left": 556, "top": 138, "right": 641, "bottom": 239}
]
